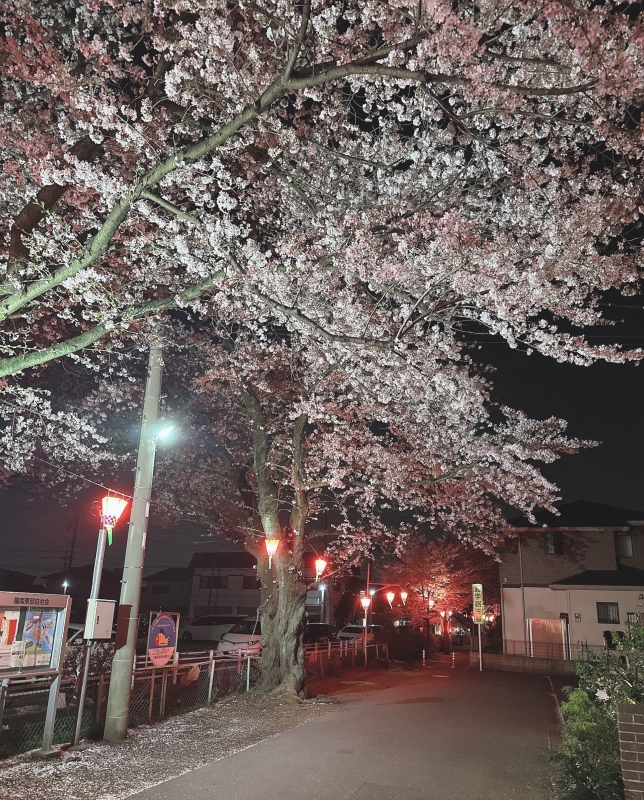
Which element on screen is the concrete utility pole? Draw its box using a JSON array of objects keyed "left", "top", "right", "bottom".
[{"left": 104, "top": 345, "right": 163, "bottom": 741}]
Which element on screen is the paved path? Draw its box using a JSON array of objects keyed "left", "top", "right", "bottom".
[{"left": 132, "top": 655, "right": 559, "bottom": 800}]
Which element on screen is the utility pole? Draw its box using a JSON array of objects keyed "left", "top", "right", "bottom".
[
  {"left": 104, "top": 345, "right": 163, "bottom": 742},
  {"left": 68, "top": 515, "right": 79, "bottom": 572}
]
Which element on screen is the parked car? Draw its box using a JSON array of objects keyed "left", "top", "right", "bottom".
[
  {"left": 338, "top": 624, "right": 383, "bottom": 641},
  {"left": 303, "top": 623, "right": 337, "bottom": 644},
  {"left": 181, "top": 614, "right": 244, "bottom": 642},
  {"left": 217, "top": 617, "right": 261, "bottom": 656}
]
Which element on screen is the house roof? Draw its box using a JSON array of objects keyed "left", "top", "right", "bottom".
[
  {"left": 551, "top": 565, "right": 644, "bottom": 587},
  {"left": 145, "top": 567, "right": 192, "bottom": 582},
  {"left": 189, "top": 552, "right": 257, "bottom": 570},
  {"left": 510, "top": 500, "right": 644, "bottom": 530}
]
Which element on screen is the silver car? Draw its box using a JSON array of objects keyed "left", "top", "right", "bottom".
[{"left": 180, "top": 614, "right": 244, "bottom": 642}]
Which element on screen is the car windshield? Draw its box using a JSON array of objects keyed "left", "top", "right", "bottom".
[
  {"left": 228, "top": 620, "right": 261, "bottom": 635},
  {"left": 343, "top": 626, "right": 364, "bottom": 634}
]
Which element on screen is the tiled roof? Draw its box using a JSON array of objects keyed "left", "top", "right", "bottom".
[
  {"left": 510, "top": 500, "right": 644, "bottom": 529},
  {"left": 552, "top": 565, "right": 644, "bottom": 587}
]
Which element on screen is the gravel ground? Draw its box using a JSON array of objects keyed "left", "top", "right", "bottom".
[{"left": 0, "top": 693, "right": 337, "bottom": 800}]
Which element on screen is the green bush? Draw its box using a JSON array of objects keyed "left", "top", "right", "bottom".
[
  {"left": 552, "top": 688, "right": 623, "bottom": 800},
  {"left": 375, "top": 630, "right": 427, "bottom": 661}
]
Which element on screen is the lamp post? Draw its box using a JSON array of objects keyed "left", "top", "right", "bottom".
[
  {"left": 62, "top": 581, "right": 69, "bottom": 595},
  {"left": 72, "top": 494, "right": 128, "bottom": 746},
  {"left": 314, "top": 558, "right": 327, "bottom": 621},
  {"left": 104, "top": 345, "right": 165, "bottom": 742},
  {"left": 360, "top": 594, "right": 371, "bottom": 666}
]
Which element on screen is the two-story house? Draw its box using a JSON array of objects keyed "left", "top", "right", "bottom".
[
  {"left": 500, "top": 501, "right": 644, "bottom": 655},
  {"left": 187, "top": 552, "right": 261, "bottom": 619}
]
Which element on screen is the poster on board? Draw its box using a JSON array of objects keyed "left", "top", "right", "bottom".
[
  {"left": 147, "top": 612, "right": 179, "bottom": 667},
  {"left": 0, "top": 592, "right": 69, "bottom": 677}
]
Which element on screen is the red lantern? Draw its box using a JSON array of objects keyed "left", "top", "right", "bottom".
[
  {"left": 386, "top": 591, "right": 395, "bottom": 608},
  {"left": 400, "top": 590, "right": 408, "bottom": 606},
  {"left": 101, "top": 495, "right": 128, "bottom": 545},
  {"left": 265, "top": 538, "right": 279, "bottom": 568},
  {"left": 315, "top": 558, "right": 327, "bottom": 580},
  {"left": 360, "top": 595, "right": 371, "bottom": 610}
]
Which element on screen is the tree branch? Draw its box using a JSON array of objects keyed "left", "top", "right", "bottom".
[{"left": 284, "top": 0, "right": 311, "bottom": 80}]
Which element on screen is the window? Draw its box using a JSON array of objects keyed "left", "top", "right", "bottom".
[
  {"left": 544, "top": 532, "right": 564, "bottom": 555},
  {"left": 597, "top": 602, "right": 620, "bottom": 624},
  {"left": 199, "top": 576, "right": 228, "bottom": 589},
  {"left": 616, "top": 534, "right": 634, "bottom": 559},
  {"left": 243, "top": 575, "right": 260, "bottom": 590}
]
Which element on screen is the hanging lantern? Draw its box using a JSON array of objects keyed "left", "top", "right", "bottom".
[
  {"left": 315, "top": 558, "right": 327, "bottom": 580},
  {"left": 360, "top": 595, "right": 371, "bottom": 610},
  {"left": 265, "top": 538, "right": 279, "bottom": 569},
  {"left": 400, "top": 590, "right": 408, "bottom": 606},
  {"left": 386, "top": 591, "right": 395, "bottom": 608},
  {"left": 101, "top": 495, "right": 128, "bottom": 546}
]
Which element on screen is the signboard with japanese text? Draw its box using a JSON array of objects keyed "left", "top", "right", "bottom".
[
  {"left": 147, "top": 612, "right": 179, "bottom": 667},
  {"left": 472, "top": 583, "right": 484, "bottom": 625},
  {"left": 0, "top": 592, "right": 71, "bottom": 678}
]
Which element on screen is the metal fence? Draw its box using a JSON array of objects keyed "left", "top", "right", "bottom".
[
  {"left": 0, "top": 653, "right": 252, "bottom": 759},
  {"left": 0, "top": 640, "right": 386, "bottom": 759},
  {"left": 472, "top": 637, "right": 605, "bottom": 660}
]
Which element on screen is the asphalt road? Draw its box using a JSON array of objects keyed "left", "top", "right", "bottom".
[{"left": 131, "top": 654, "right": 559, "bottom": 800}]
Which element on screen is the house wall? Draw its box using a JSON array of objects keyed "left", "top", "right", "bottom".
[
  {"left": 140, "top": 580, "right": 192, "bottom": 615},
  {"left": 500, "top": 529, "right": 617, "bottom": 587},
  {"left": 502, "top": 585, "right": 644, "bottom": 649},
  {"left": 189, "top": 568, "right": 260, "bottom": 619}
]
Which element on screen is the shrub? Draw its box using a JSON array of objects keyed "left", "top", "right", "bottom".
[
  {"left": 552, "top": 688, "right": 623, "bottom": 800},
  {"left": 375, "top": 630, "right": 426, "bottom": 661}
]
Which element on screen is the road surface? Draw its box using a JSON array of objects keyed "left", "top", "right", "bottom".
[{"left": 131, "top": 654, "right": 559, "bottom": 800}]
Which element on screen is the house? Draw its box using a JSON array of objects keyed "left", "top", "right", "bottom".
[
  {"left": 0, "top": 568, "right": 36, "bottom": 592},
  {"left": 140, "top": 567, "right": 193, "bottom": 617},
  {"left": 187, "top": 552, "right": 260, "bottom": 619},
  {"left": 500, "top": 500, "right": 644, "bottom": 655}
]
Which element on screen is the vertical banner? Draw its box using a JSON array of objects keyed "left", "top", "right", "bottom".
[{"left": 472, "top": 583, "right": 484, "bottom": 625}]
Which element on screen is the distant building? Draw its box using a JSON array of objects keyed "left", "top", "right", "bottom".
[
  {"left": 500, "top": 500, "right": 644, "bottom": 654},
  {"left": 140, "top": 567, "right": 193, "bottom": 617},
  {"left": 187, "top": 552, "right": 260, "bottom": 619},
  {"left": 0, "top": 568, "right": 36, "bottom": 592}
]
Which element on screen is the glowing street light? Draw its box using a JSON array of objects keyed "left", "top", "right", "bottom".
[
  {"left": 157, "top": 424, "right": 175, "bottom": 440},
  {"left": 386, "top": 591, "right": 395, "bottom": 608},
  {"left": 400, "top": 590, "right": 408, "bottom": 606},
  {"left": 73, "top": 493, "right": 129, "bottom": 746},
  {"left": 62, "top": 581, "right": 69, "bottom": 595},
  {"left": 315, "top": 558, "right": 327, "bottom": 581},
  {"left": 265, "top": 538, "right": 279, "bottom": 569}
]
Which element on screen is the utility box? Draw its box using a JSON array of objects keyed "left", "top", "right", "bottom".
[{"left": 84, "top": 599, "right": 116, "bottom": 640}]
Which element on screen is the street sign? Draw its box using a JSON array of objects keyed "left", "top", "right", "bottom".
[
  {"left": 147, "top": 612, "right": 179, "bottom": 667},
  {"left": 472, "top": 583, "right": 484, "bottom": 625}
]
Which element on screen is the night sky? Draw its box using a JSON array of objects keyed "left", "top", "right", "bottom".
[{"left": 2, "top": 302, "right": 644, "bottom": 577}]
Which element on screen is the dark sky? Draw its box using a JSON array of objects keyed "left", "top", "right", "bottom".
[{"left": 2, "top": 301, "right": 644, "bottom": 577}]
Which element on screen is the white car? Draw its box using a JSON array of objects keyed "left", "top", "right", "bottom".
[
  {"left": 180, "top": 614, "right": 244, "bottom": 642},
  {"left": 338, "top": 624, "right": 382, "bottom": 641},
  {"left": 217, "top": 617, "right": 261, "bottom": 656}
]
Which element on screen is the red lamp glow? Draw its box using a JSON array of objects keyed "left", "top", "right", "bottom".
[
  {"left": 315, "top": 558, "right": 327, "bottom": 580},
  {"left": 386, "top": 591, "right": 395, "bottom": 608},
  {"left": 265, "top": 538, "right": 279, "bottom": 569},
  {"left": 360, "top": 595, "right": 371, "bottom": 610},
  {"left": 400, "top": 590, "right": 408, "bottom": 606},
  {"left": 101, "top": 495, "right": 128, "bottom": 545}
]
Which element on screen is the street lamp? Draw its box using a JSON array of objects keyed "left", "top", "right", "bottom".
[
  {"left": 73, "top": 493, "right": 128, "bottom": 746},
  {"left": 62, "top": 581, "right": 69, "bottom": 595},
  {"left": 386, "top": 591, "right": 395, "bottom": 608},
  {"left": 400, "top": 590, "right": 408, "bottom": 606},
  {"left": 265, "top": 538, "right": 279, "bottom": 569},
  {"left": 315, "top": 558, "right": 327, "bottom": 581},
  {"left": 360, "top": 594, "right": 371, "bottom": 665}
]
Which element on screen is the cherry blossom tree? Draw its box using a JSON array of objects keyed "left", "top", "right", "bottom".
[
  {"left": 76, "top": 324, "right": 586, "bottom": 693},
  {"left": 1, "top": 0, "right": 643, "bottom": 384},
  {"left": 2, "top": 0, "right": 644, "bottom": 694}
]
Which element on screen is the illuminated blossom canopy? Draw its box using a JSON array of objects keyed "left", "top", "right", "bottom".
[{"left": 2, "top": 0, "right": 644, "bottom": 692}]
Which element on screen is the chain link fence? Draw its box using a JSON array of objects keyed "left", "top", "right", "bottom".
[{"left": 1, "top": 641, "right": 385, "bottom": 759}]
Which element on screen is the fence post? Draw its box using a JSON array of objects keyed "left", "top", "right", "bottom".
[
  {"left": 160, "top": 669, "right": 168, "bottom": 720},
  {"left": 147, "top": 670, "right": 155, "bottom": 724},
  {"left": 95, "top": 674, "right": 105, "bottom": 731},
  {"left": 246, "top": 657, "right": 251, "bottom": 692},
  {"left": 237, "top": 649, "right": 242, "bottom": 674},
  {"left": 207, "top": 653, "right": 216, "bottom": 705},
  {"left": 172, "top": 649, "right": 179, "bottom": 684},
  {"left": 0, "top": 679, "right": 8, "bottom": 733}
]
